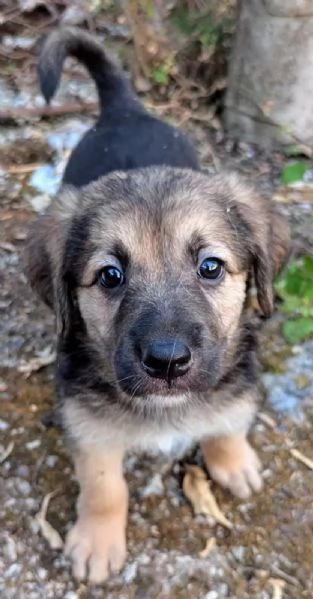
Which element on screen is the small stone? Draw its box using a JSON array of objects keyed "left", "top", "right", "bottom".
[
  {"left": 141, "top": 473, "right": 164, "bottom": 497},
  {"left": 16, "top": 479, "right": 31, "bottom": 496},
  {"left": 16, "top": 464, "right": 30, "bottom": 477},
  {"left": 28, "top": 517, "right": 40, "bottom": 534},
  {"left": 37, "top": 567, "right": 48, "bottom": 580},
  {"left": 0, "top": 419, "right": 9, "bottom": 430},
  {"left": 46, "top": 454, "right": 58, "bottom": 467},
  {"left": 0, "top": 379, "right": 8, "bottom": 392},
  {"left": 4, "top": 563, "right": 22, "bottom": 579},
  {"left": 25, "top": 439, "right": 41, "bottom": 450},
  {"left": 205, "top": 593, "right": 219, "bottom": 599},
  {"left": 123, "top": 561, "right": 138, "bottom": 584},
  {"left": 4, "top": 536, "right": 17, "bottom": 561},
  {"left": 231, "top": 545, "right": 245, "bottom": 561}
]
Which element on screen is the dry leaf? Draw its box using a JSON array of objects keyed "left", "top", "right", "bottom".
[
  {"left": 257, "top": 412, "right": 277, "bottom": 430},
  {"left": 35, "top": 491, "right": 64, "bottom": 550},
  {"left": 273, "top": 184, "right": 313, "bottom": 204},
  {"left": 0, "top": 441, "right": 14, "bottom": 464},
  {"left": 290, "top": 448, "right": 313, "bottom": 470},
  {"left": 18, "top": 347, "right": 56, "bottom": 378},
  {"left": 198, "top": 537, "right": 216, "bottom": 558},
  {"left": 183, "top": 465, "right": 232, "bottom": 529},
  {"left": 268, "top": 577, "right": 285, "bottom": 599}
]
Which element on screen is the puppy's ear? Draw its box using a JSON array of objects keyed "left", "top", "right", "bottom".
[
  {"left": 228, "top": 176, "right": 290, "bottom": 317},
  {"left": 24, "top": 216, "right": 54, "bottom": 309},
  {"left": 24, "top": 187, "right": 82, "bottom": 338}
]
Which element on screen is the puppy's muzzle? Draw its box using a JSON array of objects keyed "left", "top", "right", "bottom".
[{"left": 141, "top": 339, "right": 192, "bottom": 382}]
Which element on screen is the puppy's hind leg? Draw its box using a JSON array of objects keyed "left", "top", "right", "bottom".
[
  {"left": 201, "top": 432, "right": 263, "bottom": 500},
  {"left": 65, "top": 445, "right": 128, "bottom": 584}
]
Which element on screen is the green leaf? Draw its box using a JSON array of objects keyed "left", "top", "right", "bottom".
[
  {"left": 284, "top": 269, "right": 306, "bottom": 295},
  {"left": 283, "top": 318, "right": 313, "bottom": 344},
  {"left": 153, "top": 67, "right": 169, "bottom": 85},
  {"left": 303, "top": 255, "right": 313, "bottom": 275},
  {"left": 281, "top": 161, "right": 307, "bottom": 185}
]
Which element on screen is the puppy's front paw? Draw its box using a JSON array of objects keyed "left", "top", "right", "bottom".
[
  {"left": 64, "top": 514, "right": 127, "bottom": 584},
  {"left": 201, "top": 435, "right": 263, "bottom": 499}
]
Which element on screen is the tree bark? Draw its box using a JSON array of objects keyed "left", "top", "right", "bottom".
[{"left": 224, "top": 0, "right": 313, "bottom": 154}]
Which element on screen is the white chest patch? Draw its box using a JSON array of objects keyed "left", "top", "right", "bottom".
[{"left": 63, "top": 393, "right": 256, "bottom": 458}]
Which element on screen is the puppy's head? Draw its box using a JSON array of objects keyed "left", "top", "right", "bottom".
[{"left": 25, "top": 167, "right": 289, "bottom": 411}]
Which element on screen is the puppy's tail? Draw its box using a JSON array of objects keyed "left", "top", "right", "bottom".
[{"left": 38, "top": 26, "right": 129, "bottom": 112}]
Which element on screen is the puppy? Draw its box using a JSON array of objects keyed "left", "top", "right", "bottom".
[{"left": 25, "top": 27, "right": 290, "bottom": 584}]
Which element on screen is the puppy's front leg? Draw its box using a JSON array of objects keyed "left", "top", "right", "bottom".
[
  {"left": 65, "top": 446, "right": 128, "bottom": 584},
  {"left": 201, "top": 433, "right": 262, "bottom": 499}
]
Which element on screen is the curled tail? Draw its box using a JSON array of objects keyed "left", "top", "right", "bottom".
[{"left": 38, "top": 26, "right": 129, "bottom": 112}]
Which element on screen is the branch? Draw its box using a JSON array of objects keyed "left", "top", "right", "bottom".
[{"left": 0, "top": 102, "right": 99, "bottom": 124}]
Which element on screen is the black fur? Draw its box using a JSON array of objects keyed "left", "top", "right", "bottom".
[{"left": 38, "top": 27, "right": 199, "bottom": 187}]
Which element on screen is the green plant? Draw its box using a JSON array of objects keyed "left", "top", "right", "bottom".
[
  {"left": 170, "top": 4, "right": 229, "bottom": 51},
  {"left": 152, "top": 56, "right": 176, "bottom": 86},
  {"left": 275, "top": 256, "right": 313, "bottom": 344},
  {"left": 281, "top": 160, "right": 308, "bottom": 185}
]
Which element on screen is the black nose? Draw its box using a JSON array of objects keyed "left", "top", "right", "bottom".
[{"left": 142, "top": 339, "right": 191, "bottom": 380}]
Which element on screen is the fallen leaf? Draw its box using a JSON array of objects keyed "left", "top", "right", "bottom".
[
  {"left": 290, "top": 448, "right": 313, "bottom": 470},
  {"left": 18, "top": 347, "right": 56, "bottom": 378},
  {"left": 268, "top": 577, "right": 285, "bottom": 599},
  {"left": 257, "top": 412, "right": 277, "bottom": 430},
  {"left": 0, "top": 242, "right": 16, "bottom": 252},
  {"left": 273, "top": 184, "right": 313, "bottom": 204},
  {"left": 0, "top": 442, "right": 14, "bottom": 464},
  {"left": 35, "top": 491, "right": 64, "bottom": 550},
  {"left": 198, "top": 536, "right": 216, "bottom": 558},
  {"left": 183, "top": 465, "right": 232, "bottom": 529}
]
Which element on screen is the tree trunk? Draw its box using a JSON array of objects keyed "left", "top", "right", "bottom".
[{"left": 224, "top": 0, "right": 313, "bottom": 155}]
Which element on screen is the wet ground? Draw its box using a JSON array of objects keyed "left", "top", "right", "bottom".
[{"left": 1, "top": 39, "right": 313, "bottom": 599}]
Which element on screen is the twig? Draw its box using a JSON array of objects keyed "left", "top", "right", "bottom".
[
  {"left": 198, "top": 537, "right": 216, "bottom": 558},
  {"left": 270, "top": 565, "right": 299, "bottom": 587},
  {"left": 0, "top": 102, "right": 98, "bottom": 123},
  {"left": 3, "top": 162, "right": 46, "bottom": 174},
  {"left": 257, "top": 412, "right": 277, "bottom": 430},
  {"left": 290, "top": 448, "right": 313, "bottom": 470},
  {"left": 268, "top": 578, "right": 285, "bottom": 599}
]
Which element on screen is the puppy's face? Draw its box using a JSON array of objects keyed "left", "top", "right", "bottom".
[{"left": 26, "top": 168, "right": 289, "bottom": 411}]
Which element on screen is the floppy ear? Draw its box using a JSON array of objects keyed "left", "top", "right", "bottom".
[
  {"left": 228, "top": 176, "right": 290, "bottom": 317},
  {"left": 24, "top": 187, "right": 81, "bottom": 338},
  {"left": 24, "top": 216, "right": 54, "bottom": 309}
]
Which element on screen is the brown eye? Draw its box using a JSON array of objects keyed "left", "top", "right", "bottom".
[
  {"left": 98, "top": 265, "right": 125, "bottom": 289},
  {"left": 197, "top": 258, "right": 225, "bottom": 282}
]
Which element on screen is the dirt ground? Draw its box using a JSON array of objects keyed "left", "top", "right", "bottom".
[{"left": 1, "top": 7, "right": 313, "bottom": 599}]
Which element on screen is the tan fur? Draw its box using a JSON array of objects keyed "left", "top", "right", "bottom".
[
  {"left": 62, "top": 389, "right": 258, "bottom": 453},
  {"left": 201, "top": 433, "right": 262, "bottom": 499},
  {"left": 64, "top": 446, "right": 128, "bottom": 583}
]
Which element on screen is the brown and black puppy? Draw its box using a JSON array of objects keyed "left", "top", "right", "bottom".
[{"left": 25, "top": 27, "right": 290, "bottom": 584}]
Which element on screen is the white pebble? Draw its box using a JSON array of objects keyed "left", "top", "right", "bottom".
[
  {"left": 123, "top": 561, "right": 137, "bottom": 584},
  {"left": 4, "top": 563, "right": 22, "bottom": 579},
  {"left": 25, "top": 439, "right": 41, "bottom": 450}
]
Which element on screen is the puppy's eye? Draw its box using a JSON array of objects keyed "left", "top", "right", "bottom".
[
  {"left": 98, "top": 265, "right": 125, "bottom": 289},
  {"left": 197, "top": 258, "right": 225, "bottom": 282}
]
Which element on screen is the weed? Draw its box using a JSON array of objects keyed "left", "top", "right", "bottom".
[{"left": 275, "top": 256, "right": 313, "bottom": 343}]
